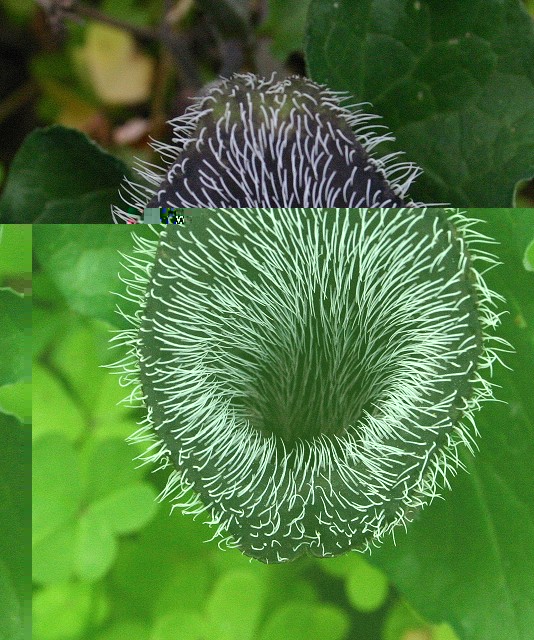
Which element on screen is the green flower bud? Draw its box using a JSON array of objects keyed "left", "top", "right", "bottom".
[{"left": 110, "top": 208, "right": 508, "bottom": 563}]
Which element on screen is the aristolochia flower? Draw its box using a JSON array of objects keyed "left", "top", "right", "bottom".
[
  {"left": 110, "top": 208, "right": 507, "bottom": 563},
  {"left": 112, "top": 74, "right": 426, "bottom": 222}
]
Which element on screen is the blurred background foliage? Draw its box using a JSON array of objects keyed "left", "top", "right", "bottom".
[
  {"left": 0, "top": 225, "right": 31, "bottom": 640},
  {"left": 0, "top": 0, "right": 533, "bottom": 207},
  {"left": 31, "top": 211, "right": 534, "bottom": 640},
  {"left": 31, "top": 223, "right": 467, "bottom": 640}
]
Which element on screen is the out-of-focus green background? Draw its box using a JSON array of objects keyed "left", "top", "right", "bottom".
[
  {"left": 0, "top": 224, "right": 32, "bottom": 640},
  {"left": 31, "top": 223, "right": 464, "bottom": 640},
  {"left": 30, "top": 212, "right": 534, "bottom": 640}
]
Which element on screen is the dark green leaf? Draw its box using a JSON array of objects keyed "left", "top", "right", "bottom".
[
  {"left": 306, "top": 0, "right": 534, "bottom": 206},
  {"left": 261, "top": 0, "right": 311, "bottom": 60},
  {"left": 0, "top": 126, "right": 129, "bottom": 223}
]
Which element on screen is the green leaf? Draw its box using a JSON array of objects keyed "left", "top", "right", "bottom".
[
  {"left": 344, "top": 555, "right": 389, "bottom": 613},
  {"left": 32, "top": 583, "right": 93, "bottom": 640},
  {"left": 32, "top": 521, "right": 76, "bottom": 585},
  {"left": 74, "top": 510, "right": 117, "bottom": 582},
  {"left": 0, "top": 126, "right": 129, "bottom": 223},
  {"left": 95, "top": 620, "right": 152, "bottom": 640},
  {"left": 93, "top": 620, "right": 149, "bottom": 640},
  {"left": 261, "top": 0, "right": 311, "bottom": 59},
  {"left": 32, "top": 364, "right": 85, "bottom": 442},
  {"left": 151, "top": 611, "right": 208, "bottom": 640},
  {"left": 0, "top": 381, "right": 31, "bottom": 424},
  {"left": 37, "top": 189, "right": 124, "bottom": 224},
  {"left": 32, "top": 434, "right": 81, "bottom": 548},
  {"left": 0, "top": 414, "right": 30, "bottom": 640},
  {"left": 371, "top": 209, "right": 534, "bottom": 640},
  {"left": 0, "top": 224, "right": 32, "bottom": 279},
  {"left": 48, "top": 319, "right": 108, "bottom": 415},
  {"left": 81, "top": 438, "right": 143, "bottom": 503},
  {"left": 32, "top": 225, "right": 145, "bottom": 327},
  {"left": 306, "top": 0, "right": 534, "bottom": 207},
  {"left": 153, "top": 559, "right": 211, "bottom": 619},
  {"left": 88, "top": 482, "right": 158, "bottom": 535},
  {"left": 205, "top": 569, "right": 266, "bottom": 640},
  {"left": 259, "top": 602, "right": 349, "bottom": 640},
  {"left": 0, "top": 289, "right": 31, "bottom": 387}
]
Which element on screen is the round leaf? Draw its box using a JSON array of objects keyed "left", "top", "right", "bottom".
[
  {"left": 259, "top": 602, "right": 349, "bottom": 640},
  {"left": 32, "top": 434, "right": 81, "bottom": 547}
]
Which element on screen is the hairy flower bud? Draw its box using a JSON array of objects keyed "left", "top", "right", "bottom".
[
  {"left": 113, "top": 74, "right": 427, "bottom": 221},
  {"left": 109, "top": 208, "right": 508, "bottom": 563}
]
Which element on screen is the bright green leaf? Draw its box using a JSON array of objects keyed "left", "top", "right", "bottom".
[
  {"left": 523, "top": 239, "right": 534, "bottom": 271},
  {"left": 433, "top": 623, "right": 461, "bottom": 640},
  {"left": 32, "top": 364, "right": 85, "bottom": 442},
  {"left": 0, "top": 224, "right": 32, "bottom": 278},
  {"left": 32, "top": 521, "right": 76, "bottom": 586},
  {"left": 206, "top": 569, "right": 266, "bottom": 640},
  {"left": 32, "top": 582, "right": 93, "bottom": 640},
  {"left": 81, "top": 438, "right": 143, "bottom": 504},
  {"left": 89, "top": 482, "right": 158, "bottom": 535},
  {"left": 94, "top": 620, "right": 150, "bottom": 640},
  {"left": 153, "top": 559, "right": 211, "bottom": 618},
  {"left": 32, "top": 225, "right": 152, "bottom": 327},
  {"left": 49, "top": 319, "right": 107, "bottom": 414},
  {"left": 32, "top": 434, "right": 81, "bottom": 548},
  {"left": 74, "top": 510, "right": 117, "bottom": 582},
  {"left": 0, "top": 126, "right": 129, "bottom": 223},
  {"left": 259, "top": 602, "right": 349, "bottom": 640},
  {"left": 0, "top": 380, "right": 31, "bottom": 424},
  {"left": 345, "top": 555, "right": 389, "bottom": 612},
  {"left": 151, "top": 610, "right": 207, "bottom": 640},
  {"left": 306, "top": 0, "right": 534, "bottom": 207}
]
